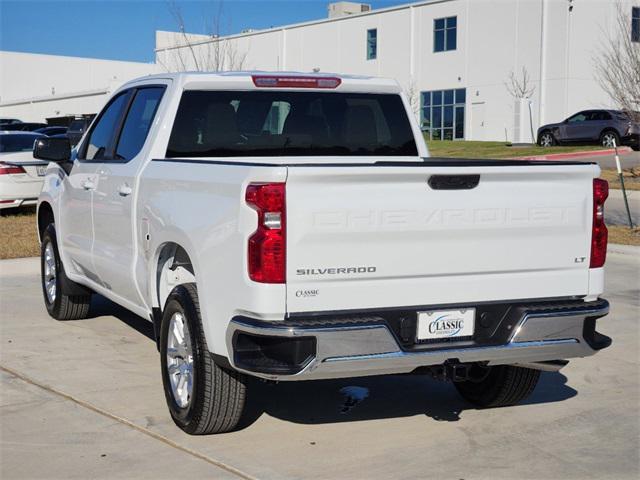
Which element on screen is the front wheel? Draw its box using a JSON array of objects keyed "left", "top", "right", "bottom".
[
  {"left": 538, "top": 131, "right": 555, "bottom": 147},
  {"left": 454, "top": 365, "right": 540, "bottom": 408},
  {"left": 160, "top": 283, "right": 249, "bottom": 434},
  {"left": 40, "top": 224, "right": 92, "bottom": 320}
]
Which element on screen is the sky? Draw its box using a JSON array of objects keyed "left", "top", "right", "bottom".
[{"left": 0, "top": 0, "right": 408, "bottom": 63}]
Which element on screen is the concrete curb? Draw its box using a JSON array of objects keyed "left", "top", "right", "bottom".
[
  {"left": 513, "top": 146, "right": 633, "bottom": 161},
  {"left": 607, "top": 243, "right": 640, "bottom": 255}
]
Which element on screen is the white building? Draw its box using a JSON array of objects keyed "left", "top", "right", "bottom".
[
  {"left": 0, "top": 51, "right": 157, "bottom": 122},
  {"left": 156, "top": 0, "right": 637, "bottom": 143},
  {"left": 1, "top": 0, "right": 636, "bottom": 142}
]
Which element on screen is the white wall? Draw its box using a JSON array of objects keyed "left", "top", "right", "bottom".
[
  {"left": 0, "top": 51, "right": 158, "bottom": 122},
  {"left": 156, "top": 0, "right": 631, "bottom": 142}
]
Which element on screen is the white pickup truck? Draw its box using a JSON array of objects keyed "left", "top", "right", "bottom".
[{"left": 34, "top": 72, "right": 610, "bottom": 435}]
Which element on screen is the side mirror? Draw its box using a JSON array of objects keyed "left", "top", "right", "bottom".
[{"left": 33, "top": 137, "right": 71, "bottom": 162}]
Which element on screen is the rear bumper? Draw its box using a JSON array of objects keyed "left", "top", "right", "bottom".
[{"left": 226, "top": 299, "right": 610, "bottom": 381}]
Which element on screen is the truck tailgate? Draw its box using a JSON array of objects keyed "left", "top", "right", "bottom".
[{"left": 285, "top": 162, "right": 597, "bottom": 313}]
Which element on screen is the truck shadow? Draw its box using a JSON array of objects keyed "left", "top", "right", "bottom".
[
  {"left": 244, "top": 370, "right": 577, "bottom": 427},
  {"left": 85, "top": 295, "right": 578, "bottom": 428},
  {"left": 88, "top": 295, "right": 156, "bottom": 341}
]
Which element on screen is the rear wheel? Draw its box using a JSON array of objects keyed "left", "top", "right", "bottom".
[
  {"left": 160, "top": 283, "right": 248, "bottom": 434},
  {"left": 40, "top": 224, "right": 92, "bottom": 320},
  {"left": 538, "top": 131, "right": 555, "bottom": 147},
  {"left": 600, "top": 130, "right": 620, "bottom": 148},
  {"left": 454, "top": 365, "right": 540, "bottom": 408}
]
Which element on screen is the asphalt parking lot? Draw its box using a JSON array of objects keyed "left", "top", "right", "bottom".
[
  {"left": 607, "top": 189, "right": 639, "bottom": 226},
  {"left": 594, "top": 149, "right": 640, "bottom": 170},
  {"left": 573, "top": 149, "right": 640, "bottom": 170},
  {"left": 1, "top": 251, "right": 638, "bottom": 480}
]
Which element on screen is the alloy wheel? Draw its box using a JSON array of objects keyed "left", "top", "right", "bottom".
[
  {"left": 601, "top": 133, "right": 616, "bottom": 148},
  {"left": 43, "top": 241, "right": 57, "bottom": 304},
  {"left": 166, "top": 312, "right": 194, "bottom": 408}
]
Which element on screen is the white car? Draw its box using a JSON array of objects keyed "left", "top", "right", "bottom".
[
  {"left": 35, "top": 72, "right": 610, "bottom": 435},
  {"left": 0, "top": 131, "right": 48, "bottom": 211}
]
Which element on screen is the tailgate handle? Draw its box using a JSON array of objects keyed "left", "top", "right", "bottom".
[{"left": 428, "top": 174, "right": 480, "bottom": 190}]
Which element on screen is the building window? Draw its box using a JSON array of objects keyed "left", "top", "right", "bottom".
[
  {"left": 367, "top": 29, "right": 377, "bottom": 59},
  {"left": 434, "top": 16, "right": 457, "bottom": 52},
  {"left": 633, "top": 7, "right": 639, "bottom": 42},
  {"left": 421, "top": 88, "right": 466, "bottom": 140}
]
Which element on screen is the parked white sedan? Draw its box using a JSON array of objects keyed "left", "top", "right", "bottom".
[{"left": 0, "top": 131, "right": 48, "bottom": 211}]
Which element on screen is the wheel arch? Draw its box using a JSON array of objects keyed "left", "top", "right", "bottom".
[
  {"left": 153, "top": 242, "right": 197, "bottom": 312},
  {"left": 600, "top": 127, "right": 621, "bottom": 138},
  {"left": 37, "top": 202, "right": 55, "bottom": 243}
]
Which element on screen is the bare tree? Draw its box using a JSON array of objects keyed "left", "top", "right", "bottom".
[
  {"left": 157, "top": 0, "right": 248, "bottom": 73},
  {"left": 505, "top": 66, "right": 535, "bottom": 99},
  {"left": 594, "top": 3, "right": 640, "bottom": 120},
  {"left": 505, "top": 67, "right": 536, "bottom": 143}
]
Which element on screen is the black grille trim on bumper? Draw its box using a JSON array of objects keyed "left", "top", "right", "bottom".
[{"left": 282, "top": 298, "right": 609, "bottom": 352}]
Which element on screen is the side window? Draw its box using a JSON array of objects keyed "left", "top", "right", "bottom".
[
  {"left": 83, "top": 92, "right": 129, "bottom": 160},
  {"left": 567, "top": 112, "right": 587, "bottom": 123},
  {"left": 633, "top": 7, "right": 639, "bottom": 43},
  {"left": 115, "top": 87, "right": 165, "bottom": 160}
]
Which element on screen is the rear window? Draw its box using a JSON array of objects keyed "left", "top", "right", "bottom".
[
  {"left": 0, "top": 134, "right": 43, "bottom": 153},
  {"left": 166, "top": 91, "right": 418, "bottom": 157}
]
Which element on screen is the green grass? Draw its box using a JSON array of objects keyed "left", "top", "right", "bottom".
[{"left": 426, "top": 140, "right": 603, "bottom": 159}]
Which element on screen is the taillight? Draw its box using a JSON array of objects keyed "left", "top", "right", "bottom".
[
  {"left": 245, "top": 183, "right": 286, "bottom": 283},
  {"left": 590, "top": 178, "right": 609, "bottom": 268},
  {"left": 0, "top": 162, "right": 26, "bottom": 175}
]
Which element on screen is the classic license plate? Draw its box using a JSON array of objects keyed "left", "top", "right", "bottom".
[
  {"left": 36, "top": 166, "right": 47, "bottom": 176},
  {"left": 417, "top": 308, "right": 475, "bottom": 341}
]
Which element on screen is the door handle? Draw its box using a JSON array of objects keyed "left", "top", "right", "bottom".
[
  {"left": 118, "top": 184, "right": 133, "bottom": 197},
  {"left": 81, "top": 179, "right": 95, "bottom": 191}
]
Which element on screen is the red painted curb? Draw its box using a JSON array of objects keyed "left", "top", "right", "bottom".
[{"left": 513, "top": 146, "right": 633, "bottom": 161}]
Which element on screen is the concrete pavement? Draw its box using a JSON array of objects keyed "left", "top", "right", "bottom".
[
  {"left": 515, "top": 148, "right": 639, "bottom": 169},
  {"left": 1, "top": 252, "right": 639, "bottom": 479},
  {"left": 577, "top": 149, "right": 639, "bottom": 170}
]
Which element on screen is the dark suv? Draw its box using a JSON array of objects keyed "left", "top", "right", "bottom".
[
  {"left": 67, "top": 116, "right": 95, "bottom": 146},
  {"left": 537, "top": 110, "right": 640, "bottom": 150}
]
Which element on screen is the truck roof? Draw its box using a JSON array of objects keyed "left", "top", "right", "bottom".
[{"left": 122, "top": 71, "right": 403, "bottom": 94}]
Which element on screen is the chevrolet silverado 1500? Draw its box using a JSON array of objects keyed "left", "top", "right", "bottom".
[{"left": 34, "top": 72, "right": 610, "bottom": 434}]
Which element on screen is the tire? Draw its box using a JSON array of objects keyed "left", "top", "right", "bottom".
[
  {"left": 454, "top": 365, "right": 540, "bottom": 408},
  {"left": 538, "top": 131, "right": 555, "bottom": 147},
  {"left": 160, "top": 283, "right": 248, "bottom": 434},
  {"left": 600, "top": 130, "right": 620, "bottom": 148},
  {"left": 40, "top": 224, "right": 92, "bottom": 320}
]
